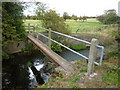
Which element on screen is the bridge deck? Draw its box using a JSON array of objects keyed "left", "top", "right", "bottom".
[{"left": 28, "top": 34, "right": 74, "bottom": 73}]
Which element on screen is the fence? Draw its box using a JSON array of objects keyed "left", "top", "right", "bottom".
[{"left": 27, "top": 24, "right": 105, "bottom": 75}]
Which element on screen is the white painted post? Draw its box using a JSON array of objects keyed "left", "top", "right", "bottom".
[
  {"left": 87, "top": 38, "right": 98, "bottom": 75},
  {"left": 48, "top": 28, "right": 52, "bottom": 48},
  {"left": 28, "top": 23, "right": 30, "bottom": 33}
]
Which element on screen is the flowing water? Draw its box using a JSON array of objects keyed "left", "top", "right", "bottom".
[
  {"left": 2, "top": 48, "right": 100, "bottom": 88},
  {"left": 58, "top": 49, "right": 89, "bottom": 62},
  {"left": 2, "top": 51, "right": 50, "bottom": 88}
]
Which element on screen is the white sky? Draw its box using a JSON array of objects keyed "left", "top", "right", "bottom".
[{"left": 23, "top": 0, "right": 120, "bottom": 17}]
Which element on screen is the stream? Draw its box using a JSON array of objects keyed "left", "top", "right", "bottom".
[
  {"left": 2, "top": 48, "right": 100, "bottom": 88},
  {"left": 2, "top": 51, "right": 50, "bottom": 88}
]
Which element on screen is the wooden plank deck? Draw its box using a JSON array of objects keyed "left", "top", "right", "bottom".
[{"left": 28, "top": 34, "right": 74, "bottom": 73}]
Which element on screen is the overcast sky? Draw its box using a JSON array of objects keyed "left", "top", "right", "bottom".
[{"left": 23, "top": 0, "right": 120, "bottom": 17}]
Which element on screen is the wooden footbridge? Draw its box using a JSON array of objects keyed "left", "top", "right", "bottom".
[
  {"left": 28, "top": 34, "right": 74, "bottom": 73},
  {"left": 27, "top": 24, "right": 104, "bottom": 74}
]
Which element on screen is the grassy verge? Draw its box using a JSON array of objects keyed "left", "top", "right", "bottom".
[
  {"left": 101, "top": 62, "right": 119, "bottom": 88},
  {"left": 38, "top": 59, "right": 118, "bottom": 88}
]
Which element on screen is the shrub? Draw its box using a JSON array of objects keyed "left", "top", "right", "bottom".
[{"left": 97, "top": 9, "right": 118, "bottom": 24}]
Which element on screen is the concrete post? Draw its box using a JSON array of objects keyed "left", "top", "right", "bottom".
[{"left": 87, "top": 38, "right": 98, "bottom": 75}]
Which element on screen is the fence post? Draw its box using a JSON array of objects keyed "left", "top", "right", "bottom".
[
  {"left": 28, "top": 23, "right": 30, "bottom": 33},
  {"left": 33, "top": 26, "right": 35, "bottom": 32},
  {"left": 48, "top": 28, "right": 51, "bottom": 48},
  {"left": 87, "top": 38, "right": 98, "bottom": 76}
]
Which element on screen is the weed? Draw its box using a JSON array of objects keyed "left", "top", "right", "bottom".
[
  {"left": 69, "top": 76, "right": 80, "bottom": 88},
  {"left": 102, "top": 65, "right": 118, "bottom": 87},
  {"left": 70, "top": 76, "right": 80, "bottom": 83},
  {"left": 102, "top": 73, "right": 118, "bottom": 87},
  {"left": 51, "top": 43, "right": 62, "bottom": 52},
  {"left": 79, "top": 67, "right": 87, "bottom": 72}
]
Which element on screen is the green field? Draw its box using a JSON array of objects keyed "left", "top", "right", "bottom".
[
  {"left": 65, "top": 18, "right": 103, "bottom": 33},
  {"left": 23, "top": 20, "right": 44, "bottom": 32},
  {"left": 24, "top": 18, "right": 103, "bottom": 33},
  {"left": 24, "top": 20, "right": 41, "bottom": 26}
]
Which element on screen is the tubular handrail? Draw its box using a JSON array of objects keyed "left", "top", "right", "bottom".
[{"left": 29, "top": 24, "right": 104, "bottom": 66}]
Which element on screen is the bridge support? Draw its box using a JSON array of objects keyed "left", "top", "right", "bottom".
[
  {"left": 28, "top": 35, "right": 74, "bottom": 73},
  {"left": 87, "top": 38, "right": 98, "bottom": 75},
  {"left": 48, "top": 28, "right": 52, "bottom": 48}
]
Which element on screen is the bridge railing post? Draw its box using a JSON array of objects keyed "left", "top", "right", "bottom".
[
  {"left": 48, "top": 28, "right": 52, "bottom": 48},
  {"left": 28, "top": 23, "right": 30, "bottom": 33},
  {"left": 87, "top": 38, "right": 98, "bottom": 76}
]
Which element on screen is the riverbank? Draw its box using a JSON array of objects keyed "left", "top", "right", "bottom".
[{"left": 38, "top": 59, "right": 119, "bottom": 88}]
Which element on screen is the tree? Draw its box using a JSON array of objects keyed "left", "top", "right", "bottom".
[
  {"left": 2, "top": 2, "right": 25, "bottom": 59},
  {"left": 42, "top": 10, "right": 71, "bottom": 52},
  {"left": 97, "top": 15, "right": 104, "bottom": 22},
  {"left": 63, "top": 12, "right": 70, "bottom": 20},
  {"left": 42, "top": 10, "right": 70, "bottom": 34},
  {"left": 97, "top": 9, "right": 118, "bottom": 24},
  {"left": 35, "top": 2, "right": 47, "bottom": 20},
  {"left": 104, "top": 9, "right": 116, "bottom": 14},
  {"left": 82, "top": 16, "right": 87, "bottom": 22},
  {"left": 79, "top": 16, "right": 82, "bottom": 21},
  {"left": 27, "top": 15, "right": 30, "bottom": 19},
  {"left": 103, "top": 13, "right": 117, "bottom": 24},
  {"left": 71, "top": 15, "right": 78, "bottom": 21}
]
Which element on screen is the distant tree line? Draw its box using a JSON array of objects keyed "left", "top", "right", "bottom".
[
  {"left": 25, "top": 9, "right": 119, "bottom": 25},
  {"left": 25, "top": 11, "right": 96, "bottom": 22},
  {"left": 62, "top": 12, "right": 88, "bottom": 22},
  {"left": 23, "top": 15, "right": 38, "bottom": 20}
]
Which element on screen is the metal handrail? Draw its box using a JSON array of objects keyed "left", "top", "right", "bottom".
[{"left": 30, "top": 25, "right": 104, "bottom": 65}]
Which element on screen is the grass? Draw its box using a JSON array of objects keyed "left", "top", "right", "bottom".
[
  {"left": 69, "top": 76, "right": 80, "bottom": 88},
  {"left": 23, "top": 20, "right": 45, "bottom": 32},
  {"left": 38, "top": 59, "right": 119, "bottom": 88},
  {"left": 70, "top": 44, "right": 87, "bottom": 51},
  {"left": 79, "top": 67, "right": 87, "bottom": 72},
  {"left": 23, "top": 18, "right": 118, "bottom": 88},
  {"left": 65, "top": 19, "right": 103, "bottom": 33},
  {"left": 102, "top": 72, "right": 118, "bottom": 87},
  {"left": 23, "top": 19, "right": 41, "bottom": 26},
  {"left": 23, "top": 18, "right": 103, "bottom": 33},
  {"left": 101, "top": 65, "right": 118, "bottom": 87}
]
